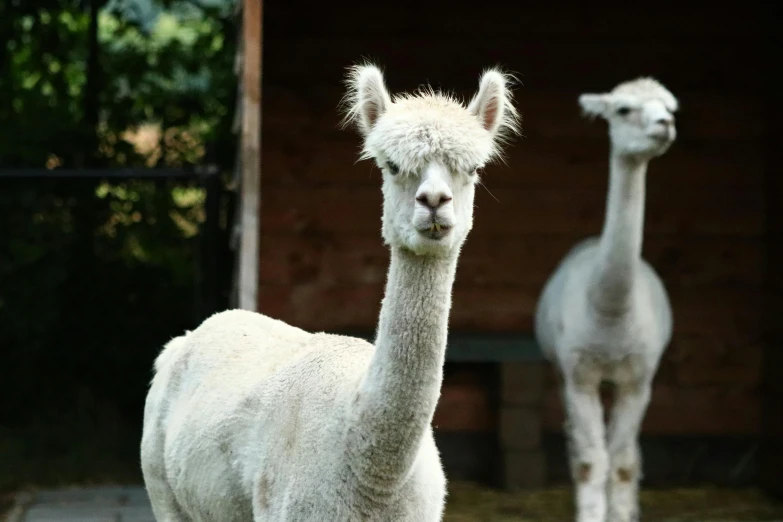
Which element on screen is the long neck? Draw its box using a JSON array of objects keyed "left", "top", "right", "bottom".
[
  {"left": 588, "top": 152, "right": 648, "bottom": 313},
  {"left": 345, "top": 247, "right": 457, "bottom": 494}
]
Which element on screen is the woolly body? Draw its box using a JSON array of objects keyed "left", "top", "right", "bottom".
[{"left": 142, "top": 312, "right": 445, "bottom": 521}]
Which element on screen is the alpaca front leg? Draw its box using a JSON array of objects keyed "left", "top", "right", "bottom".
[
  {"left": 563, "top": 380, "right": 608, "bottom": 522},
  {"left": 606, "top": 382, "right": 651, "bottom": 522}
]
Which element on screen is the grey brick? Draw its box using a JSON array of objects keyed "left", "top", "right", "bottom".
[{"left": 500, "top": 362, "right": 546, "bottom": 406}]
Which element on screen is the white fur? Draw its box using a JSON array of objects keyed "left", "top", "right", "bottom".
[
  {"left": 141, "top": 63, "right": 519, "bottom": 522},
  {"left": 534, "top": 78, "right": 677, "bottom": 522}
]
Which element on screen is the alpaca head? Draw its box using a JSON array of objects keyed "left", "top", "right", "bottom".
[
  {"left": 579, "top": 78, "right": 678, "bottom": 160},
  {"left": 342, "top": 63, "right": 519, "bottom": 257}
]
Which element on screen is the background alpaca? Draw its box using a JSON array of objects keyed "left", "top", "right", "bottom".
[
  {"left": 140, "top": 63, "right": 518, "bottom": 521},
  {"left": 533, "top": 78, "right": 678, "bottom": 522}
]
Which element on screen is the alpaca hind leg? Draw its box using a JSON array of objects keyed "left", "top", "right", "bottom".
[
  {"left": 143, "top": 467, "right": 192, "bottom": 522},
  {"left": 563, "top": 378, "right": 608, "bottom": 522},
  {"left": 142, "top": 430, "right": 192, "bottom": 522},
  {"left": 606, "top": 381, "right": 651, "bottom": 522}
]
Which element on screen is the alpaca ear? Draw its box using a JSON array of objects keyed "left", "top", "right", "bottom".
[
  {"left": 342, "top": 63, "right": 392, "bottom": 137},
  {"left": 578, "top": 93, "right": 608, "bottom": 118},
  {"left": 468, "top": 69, "right": 515, "bottom": 136}
]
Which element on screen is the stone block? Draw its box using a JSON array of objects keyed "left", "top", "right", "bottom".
[{"left": 501, "top": 362, "right": 546, "bottom": 406}]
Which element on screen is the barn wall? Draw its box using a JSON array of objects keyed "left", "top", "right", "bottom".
[
  {"left": 760, "top": 3, "right": 783, "bottom": 497},
  {"left": 257, "top": 1, "right": 766, "bottom": 439}
]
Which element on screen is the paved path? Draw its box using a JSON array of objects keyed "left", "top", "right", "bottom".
[{"left": 8, "top": 486, "right": 154, "bottom": 522}]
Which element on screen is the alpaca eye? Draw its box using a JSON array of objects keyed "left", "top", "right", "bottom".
[
  {"left": 616, "top": 107, "right": 631, "bottom": 116},
  {"left": 386, "top": 161, "right": 400, "bottom": 176},
  {"left": 469, "top": 166, "right": 480, "bottom": 176}
]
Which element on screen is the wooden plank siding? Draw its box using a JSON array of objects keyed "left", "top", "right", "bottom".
[
  {"left": 760, "top": 2, "right": 783, "bottom": 498},
  {"left": 256, "top": 0, "right": 767, "bottom": 436}
]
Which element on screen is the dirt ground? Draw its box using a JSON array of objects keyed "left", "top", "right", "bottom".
[
  {"left": 0, "top": 493, "right": 16, "bottom": 522},
  {"left": 443, "top": 482, "right": 783, "bottom": 522},
  {"left": 2, "top": 482, "right": 781, "bottom": 522}
]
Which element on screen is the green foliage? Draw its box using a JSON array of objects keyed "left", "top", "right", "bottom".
[
  {"left": 0, "top": 0, "right": 236, "bottom": 167},
  {"left": 98, "top": 4, "right": 237, "bottom": 167},
  {"left": 0, "top": 0, "right": 236, "bottom": 490},
  {"left": 0, "top": 4, "right": 91, "bottom": 166}
]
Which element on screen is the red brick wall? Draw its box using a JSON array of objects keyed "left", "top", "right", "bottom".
[{"left": 257, "top": 1, "right": 766, "bottom": 436}]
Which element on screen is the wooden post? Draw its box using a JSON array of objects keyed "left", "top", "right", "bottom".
[
  {"left": 238, "top": 0, "right": 262, "bottom": 311},
  {"left": 498, "top": 362, "right": 547, "bottom": 489}
]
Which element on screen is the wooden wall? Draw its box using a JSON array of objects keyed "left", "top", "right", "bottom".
[
  {"left": 257, "top": 1, "right": 767, "bottom": 438},
  {"left": 760, "top": 3, "right": 783, "bottom": 497}
]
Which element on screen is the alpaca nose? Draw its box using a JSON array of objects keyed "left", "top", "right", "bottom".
[
  {"left": 655, "top": 117, "right": 672, "bottom": 126},
  {"left": 416, "top": 192, "right": 452, "bottom": 210}
]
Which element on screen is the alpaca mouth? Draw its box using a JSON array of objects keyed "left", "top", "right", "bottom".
[
  {"left": 419, "top": 222, "right": 452, "bottom": 240},
  {"left": 647, "top": 129, "right": 674, "bottom": 143}
]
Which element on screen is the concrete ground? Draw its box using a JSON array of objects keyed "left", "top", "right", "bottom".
[
  {"left": 5, "top": 486, "right": 154, "bottom": 522},
  {"left": 4, "top": 482, "right": 783, "bottom": 522}
]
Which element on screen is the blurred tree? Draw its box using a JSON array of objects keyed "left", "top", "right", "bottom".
[{"left": 0, "top": 0, "right": 237, "bottom": 490}]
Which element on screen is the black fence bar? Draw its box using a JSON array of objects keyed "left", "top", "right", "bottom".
[
  {"left": 198, "top": 165, "right": 222, "bottom": 320},
  {"left": 0, "top": 168, "right": 198, "bottom": 179}
]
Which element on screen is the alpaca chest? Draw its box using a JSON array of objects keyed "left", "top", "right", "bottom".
[{"left": 559, "top": 309, "right": 662, "bottom": 379}]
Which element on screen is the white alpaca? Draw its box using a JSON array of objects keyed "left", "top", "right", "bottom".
[
  {"left": 534, "top": 78, "right": 678, "bottom": 522},
  {"left": 141, "top": 63, "right": 519, "bottom": 522}
]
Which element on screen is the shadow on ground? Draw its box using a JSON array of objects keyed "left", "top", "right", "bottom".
[{"left": 444, "top": 482, "right": 783, "bottom": 522}]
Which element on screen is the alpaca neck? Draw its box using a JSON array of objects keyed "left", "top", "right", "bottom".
[
  {"left": 346, "top": 246, "right": 456, "bottom": 494},
  {"left": 588, "top": 152, "right": 648, "bottom": 314}
]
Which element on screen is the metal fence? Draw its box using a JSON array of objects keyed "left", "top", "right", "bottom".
[{"left": 0, "top": 166, "right": 229, "bottom": 321}]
